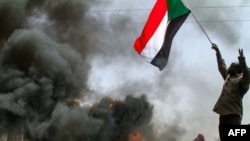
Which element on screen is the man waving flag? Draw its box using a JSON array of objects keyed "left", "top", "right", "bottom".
[{"left": 134, "top": 0, "right": 190, "bottom": 70}]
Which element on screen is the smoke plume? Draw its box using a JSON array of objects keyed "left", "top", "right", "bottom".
[
  {"left": 0, "top": 0, "right": 189, "bottom": 141},
  {"left": 23, "top": 95, "right": 153, "bottom": 141},
  {"left": 0, "top": 29, "right": 156, "bottom": 140},
  {"left": 0, "top": 28, "right": 84, "bottom": 127}
]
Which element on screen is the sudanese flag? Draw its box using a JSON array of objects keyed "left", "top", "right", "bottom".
[{"left": 134, "top": 0, "right": 190, "bottom": 70}]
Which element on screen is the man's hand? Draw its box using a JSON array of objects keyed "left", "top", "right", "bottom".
[
  {"left": 238, "top": 49, "right": 245, "bottom": 62},
  {"left": 211, "top": 43, "right": 220, "bottom": 53},
  {"left": 239, "top": 49, "right": 244, "bottom": 58}
]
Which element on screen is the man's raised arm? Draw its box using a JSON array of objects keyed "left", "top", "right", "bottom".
[
  {"left": 211, "top": 43, "right": 227, "bottom": 80},
  {"left": 238, "top": 49, "right": 250, "bottom": 94}
]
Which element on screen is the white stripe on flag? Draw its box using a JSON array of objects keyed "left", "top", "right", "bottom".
[{"left": 140, "top": 12, "right": 169, "bottom": 62}]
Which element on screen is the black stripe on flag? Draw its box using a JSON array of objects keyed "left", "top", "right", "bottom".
[{"left": 151, "top": 13, "right": 190, "bottom": 71}]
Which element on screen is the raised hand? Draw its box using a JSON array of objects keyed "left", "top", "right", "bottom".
[
  {"left": 239, "top": 49, "right": 244, "bottom": 58},
  {"left": 211, "top": 43, "right": 219, "bottom": 52}
]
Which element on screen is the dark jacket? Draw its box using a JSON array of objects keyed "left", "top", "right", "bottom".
[{"left": 213, "top": 52, "right": 250, "bottom": 117}]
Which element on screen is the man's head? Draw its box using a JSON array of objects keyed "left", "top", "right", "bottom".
[{"left": 227, "top": 62, "right": 242, "bottom": 76}]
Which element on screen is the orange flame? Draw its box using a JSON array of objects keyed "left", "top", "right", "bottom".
[{"left": 129, "top": 130, "right": 146, "bottom": 141}]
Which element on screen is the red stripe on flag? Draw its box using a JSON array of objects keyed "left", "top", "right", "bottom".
[{"left": 134, "top": 0, "right": 168, "bottom": 54}]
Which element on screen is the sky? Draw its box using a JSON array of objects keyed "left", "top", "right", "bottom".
[
  {"left": 87, "top": 0, "right": 250, "bottom": 140},
  {"left": 1, "top": 0, "right": 250, "bottom": 141}
]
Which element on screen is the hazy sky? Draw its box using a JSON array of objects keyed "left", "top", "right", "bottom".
[
  {"left": 1, "top": 0, "right": 250, "bottom": 141},
  {"left": 87, "top": 0, "right": 250, "bottom": 140}
]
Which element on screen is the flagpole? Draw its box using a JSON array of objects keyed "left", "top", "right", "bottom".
[
  {"left": 181, "top": 0, "right": 213, "bottom": 45},
  {"left": 191, "top": 12, "right": 213, "bottom": 44}
]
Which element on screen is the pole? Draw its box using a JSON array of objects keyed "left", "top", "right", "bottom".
[
  {"left": 181, "top": 0, "right": 213, "bottom": 45},
  {"left": 191, "top": 12, "right": 213, "bottom": 44}
]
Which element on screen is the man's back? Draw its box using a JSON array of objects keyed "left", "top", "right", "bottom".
[{"left": 213, "top": 75, "right": 245, "bottom": 117}]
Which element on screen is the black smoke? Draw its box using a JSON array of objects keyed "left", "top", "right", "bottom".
[
  {"left": 0, "top": 29, "right": 84, "bottom": 130},
  {"left": 34, "top": 95, "right": 154, "bottom": 141},
  {"left": 0, "top": 0, "right": 187, "bottom": 141}
]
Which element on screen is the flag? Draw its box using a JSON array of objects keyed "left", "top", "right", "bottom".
[{"left": 134, "top": 0, "right": 190, "bottom": 70}]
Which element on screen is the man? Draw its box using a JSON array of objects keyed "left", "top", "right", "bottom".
[{"left": 212, "top": 43, "right": 250, "bottom": 141}]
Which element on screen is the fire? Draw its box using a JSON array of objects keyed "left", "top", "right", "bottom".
[{"left": 129, "top": 130, "right": 146, "bottom": 141}]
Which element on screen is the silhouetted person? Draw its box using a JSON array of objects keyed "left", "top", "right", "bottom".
[{"left": 212, "top": 43, "right": 250, "bottom": 141}]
